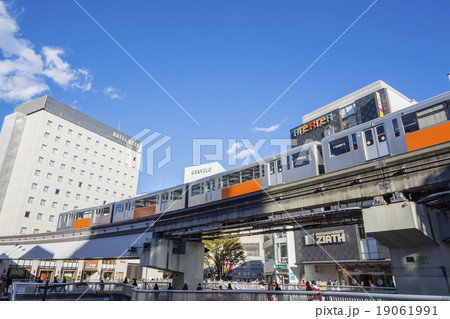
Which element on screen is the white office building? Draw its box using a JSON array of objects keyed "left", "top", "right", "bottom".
[{"left": 0, "top": 96, "right": 142, "bottom": 236}]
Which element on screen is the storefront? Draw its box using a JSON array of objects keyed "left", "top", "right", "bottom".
[
  {"left": 294, "top": 225, "right": 393, "bottom": 286},
  {"left": 82, "top": 260, "right": 99, "bottom": 282}
]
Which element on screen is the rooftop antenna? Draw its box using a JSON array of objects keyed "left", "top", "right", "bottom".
[{"left": 118, "top": 121, "right": 121, "bottom": 131}]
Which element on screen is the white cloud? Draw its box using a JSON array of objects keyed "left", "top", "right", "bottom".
[
  {"left": 226, "top": 142, "right": 243, "bottom": 154},
  {"left": 0, "top": 1, "right": 93, "bottom": 102},
  {"left": 236, "top": 149, "right": 256, "bottom": 159},
  {"left": 103, "top": 86, "right": 122, "bottom": 100},
  {"left": 252, "top": 124, "right": 281, "bottom": 133}
]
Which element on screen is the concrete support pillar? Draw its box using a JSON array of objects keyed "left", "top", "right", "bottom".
[
  {"left": 363, "top": 200, "right": 450, "bottom": 295},
  {"left": 140, "top": 238, "right": 204, "bottom": 291}
]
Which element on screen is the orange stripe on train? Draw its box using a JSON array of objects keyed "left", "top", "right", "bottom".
[
  {"left": 133, "top": 206, "right": 156, "bottom": 219},
  {"left": 405, "top": 121, "right": 450, "bottom": 152},
  {"left": 222, "top": 178, "right": 261, "bottom": 199},
  {"left": 73, "top": 218, "right": 91, "bottom": 229}
]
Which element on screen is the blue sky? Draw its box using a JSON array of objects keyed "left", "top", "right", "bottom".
[{"left": 1, "top": 0, "right": 449, "bottom": 194}]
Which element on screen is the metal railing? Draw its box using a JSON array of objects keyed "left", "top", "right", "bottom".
[
  {"left": 203, "top": 281, "right": 397, "bottom": 293},
  {"left": 131, "top": 289, "right": 450, "bottom": 302}
]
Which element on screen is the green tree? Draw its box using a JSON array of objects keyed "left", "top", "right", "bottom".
[{"left": 204, "top": 237, "right": 246, "bottom": 280}]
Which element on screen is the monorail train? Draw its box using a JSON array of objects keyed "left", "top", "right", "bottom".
[{"left": 57, "top": 91, "right": 450, "bottom": 231}]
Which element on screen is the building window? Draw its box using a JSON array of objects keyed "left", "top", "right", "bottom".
[
  {"left": 55, "top": 188, "right": 60, "bottom": 195},
  {"left": 53, "top": 148, "right": 58, "bottom": 155},
  {"left": 76, "top": 194, "right": 80, "bottom": 200},
  {"left": 85, "top": 148, "right": 89, "bottom": 154},
  {"left": 105, "top": 189, "right": 109, "bottom": 195},
  {"left": 40, "top": 199, "right": 46, "bottom": 206},
  {"left": 78, "top": 182, "right": 83, "bottom": 187},
  {"left": 92, "top": 162, "right": 96, "bottom": 168},
  {"left": 38, "top": 157, "right": 44, "bottom": 163},
  {"left": 65, "top": 140, "right": 70, "bottom": 146},
  {"left": 87, "top": 137, "right": 91, "bottom": 143},
  {"left": 98, "top": 176, "right": 103, "bottom": 182},
  {"left": 104, "top": 144, "right": 107, "bottom": 149},
  {"left": 46, "top": 173, "right": 52, "bottom": 179},
  {"left": 113, "top": 191, "right": 117, "bottom": 197},
  {"left": 43, "top": 186, "right": 49, "bottom": 193},
  {"left": 95, "top": 198, "right": 99, "bottom": 204},
  {"left": 78, "top": 133, "right": 82, "bottom": 139},
  {"left": 52, "top": 202, "right": 57, "bottom": 208},
  {"left": 66, "top": 191, "right": 70, "bottom": 198},
  {"left": 49, "top": 160, "right": 55, "bottom": 167},
  {"left": 68, "top": 129, "right": 73, "bottom": 135},
  {"left": 90, "top": 173, "right": 94, "bottom": 179},
  {"left": 41, "top": 144, "right": 47, "bottom": 151},
  {"left": 73, "top": 155, "right": 78, "bottom": 161},
  {"left": 85, "top": 196, "right": 90, "bottom": 202},
  {"left": 87, "top": 184, "right": 92, "bottom": 190},
  {"left": 28, "top": 197, "right": 34, "bottom": 204},
  {"left": 63, "top": 152, "right": 68, "bottom": 158},
  {"left": 34, "top": 229, "right": 39, "bottom": 234},
  {"left": 44, "top": 132, "right": 50, "bottom": 138},
  {"left": 100, "top": 165, "right": 104, "bottom": 171},
  {"left": 75, "top": 144, "right": 80, "bottom": 150},
  {"left": 24, "top": 211, "right": 31, "bottom": 218},
  {"left": 71, "top": 167, "right": 76, "bottom": 173},
  {"left": 96, "top": 141, "right": 99, "bottom": 146},
  {"left": 114, "top": 181, "right": 118, "bottom": 187},
  {"left": 57, "top": 176, "right": 63, "bottom": 182},
  {"left": 82, "top": 159, "right": 87, "bottom": 165},
  {"left": 58, "top": 125, "right": 62, "bottom": 131},
  {"left": 63, "top": 204, "right": 68, "bottom": 210},
  {"left": 68, "top": 179, "right": 73, "bottom": 185},
  {"left": 96, "top": 187, "right": 100, "bottom": 193},
  {"left": 340, "top": 104, "right": 358, "bottom": 129},
  {"left": 20, "top": 227, "right": 27, "bottom": 234},
  {"left": 107, "top": 178, "right": 111, "bottom": 184},
  {"left": 47, "top": 120, "right": 52, "bottom": 127},
  {"left": 80, "top": 170, "right": 85, "bottom": 176},
  {"left": 31, "top": 183, "right": 37, "bottom": 190},
  {"left": 60, "top": 164, "right": 66, "bottom": 170},
  {"left": 94, "top": 151, "right": 98, "bottom": 157},
  {"left": 35, "top": 170, "right": 40, "bottom": 176},
  {"left": 37, "top": 213, "right": 43, "bottom": 220},
  {"left": 55, "top": 136, "right": 60, "bottom": 143}
]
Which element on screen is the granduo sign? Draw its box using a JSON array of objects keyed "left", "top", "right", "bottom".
[
  {"left": 305, "top": 230, "right": 346, "bottom": 246},
  {"left": 292, "top": 113, "right": 333, "bottom": 137}
]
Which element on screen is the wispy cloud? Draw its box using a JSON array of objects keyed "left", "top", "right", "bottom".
[
  {"left": 226, "top": 142, "right": 243, "bottom": 154},
  {"left": 0, "top": 1, "right": 93, "bottom": 102},
  {"left": 236, "top": 149, "right": 256, "bottom": 159},
  {"left": 252, "top": 124, "right": 281, "bottom": 133},
  {"left": 103, "top": 86, "right": 122, "bottom": 100}
]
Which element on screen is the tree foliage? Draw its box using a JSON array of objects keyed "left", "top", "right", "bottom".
[{"left": 204, "top": 237, "right": 246, "bottom": 280}]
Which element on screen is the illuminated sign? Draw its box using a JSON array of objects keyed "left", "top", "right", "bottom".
[
  {"left": 292, "top": 113, "right": 333, "bottom": 137},
  {"left": 305, "top": 230, "right": 346, "bottom": 246}
]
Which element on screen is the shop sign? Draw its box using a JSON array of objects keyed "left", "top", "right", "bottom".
[
  {"left": 84, "top": 260, "right": 98, "bottom": 270},
  {"left": 273, "top": 264, "right": 288, "bottom": 272},
  {"left": 305, "top": 230, "right": 346, "bottom": 246},
  {"left": 292, "top": 113, "right": 333, "bottom": 137}
]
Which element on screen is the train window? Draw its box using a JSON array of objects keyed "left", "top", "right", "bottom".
[
  {"left": 191, "top": 184, "right": 201, "bottom": 196},
  {"left": 269, "top": 162, "right": 275, "bottom": 175},
  {"left": 206, "top": 181, "right": 211, "bottom": 192},
  {"left": 116, "top": 204, "right": 123, "bottom": 213},
  {"left": 218, "top": 177, "right": 222, "bottom": 189},
  {"left": 417, "top": 103, "right": 447, "bottom": 129},
  {"left": 376, "top": 125, "right": 386, "bottom": 143},
  {"left": 392, "top": 119, "right": 400, "bottom": 137},
  {"left": 351, "top": 133, "right": 358, "bottom": 150},
  {"left": 253, "top": 166, "right": 260, "bottom": 179},
  {"left": 104, "top": 207, "right": 110, "bottom": 215},
  {"left": 223, "top": 172, "right": 240, "bottom": 187},
  {"left": 241, "top": 168, "right": 254, "bottom": 183},
  {"left": 212, "top": 180, "right": 216, "bottom": 191},
  {"left": 329, "top": 136, "right": 351, "bottom": 157},
  {"left": 401, "top": 113, "right": 419, "bottom": 133},
  {"left": 292, "top": 151, "right": 310, "bottom": 167},
  {"left": 364, "top": 130, "right": 374, "bottom": 146},
  {"left": 173, "top": 189, "right": 182, "bottom": 200},
  {"left": 261, "top": 165, "right": 265, "bottom": 177},
  {"left": 277, "top": 159, "right": 282, "bottom": 172},
  {"left": 287, "top": 156, "right": 290, "bottom": 170}
]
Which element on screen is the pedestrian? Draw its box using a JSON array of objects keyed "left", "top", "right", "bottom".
[
  {"left": 99, "top": 279, "right": 105, "bottom": 293},
  {"left": 53, "top": 277, "right": 59, "bottom": 283},
  {"left": 5, "top": 276, "right": 12, "bottom": 295},
  {"left": 305, "top": 281, "right": 312, "bottom": 291},
  {"left": 182, "top": 283, "right": 188, "bottom": 290},
  {"left": 154, "top": 283, "right": 159, "bottom": 301},
  {"left": 327, "top": 279, "right": 331, "bottom": 286},
  {"left": 167, "top": 283, "right": 173, "bottom": 301},
  {"left": 62, "top": 277, "right": 67, "bottom": 283},
  {"left": 311, "top": 280, "right": 322, "bottom": 301},
  {"left": 196, "top": 283, "right": 203, "bottom": 290},
  {"left": 123, "top": 277, "right": 128, "bottom": 284},
  {"left": 227, "top": 283, "right": 232, "bottom": 290},
  {"left": 132, "top": 278, "right": 138, "bottom": 286},
  {"left": 168, "top": 283, "right": 173, "bottom": 290},
  {"left": 218, "top": 285, "right": 223, "bottom": 298}
]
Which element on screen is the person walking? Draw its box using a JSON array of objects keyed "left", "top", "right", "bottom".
[
  {"left": 167, "top": 283, "right": 173, "bottom": 301},
  {"left": 196, "top": 283, "right": 203, "bottom": 290},
  {"left": 227, "top": 283, "right": 232, "bottom": 290},
  {"left": 182, "top": 283, "right": 188, "bottom": 290},
  {"left": 154, "top": 283, "right": 160, "bottom": 301}
]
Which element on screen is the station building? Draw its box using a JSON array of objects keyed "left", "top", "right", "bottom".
[{"left": 0, "top": 96, "right": 142, "bottom": 236}]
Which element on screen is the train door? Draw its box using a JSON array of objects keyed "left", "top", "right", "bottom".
[
  {"left": 268, "top": 159, "right": 284, "bottom": 186},
  {"left": 160, "top": 192, "right": 168, "bottom": 211},
  {"left": 363, "top": 124, "right": 389, "bottom": 161},
  {"left": 205, "top": 179, "right": 217, "bottom": 201}
]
